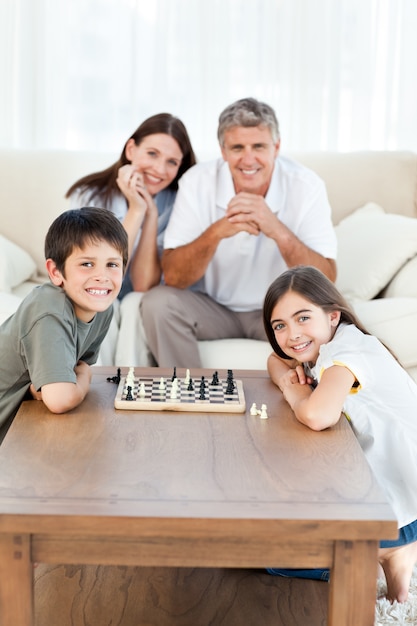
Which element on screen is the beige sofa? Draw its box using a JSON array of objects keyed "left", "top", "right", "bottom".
[{"left": 1, "top": 149, "right": 417, "bottom": 380}]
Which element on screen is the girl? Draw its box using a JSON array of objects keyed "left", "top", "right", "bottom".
[
  {"left": 262, "top": 265, "right": 417, "bottom": 603},
  {"left": 66, "top": 113, "right": 196, "bottom": 365}
]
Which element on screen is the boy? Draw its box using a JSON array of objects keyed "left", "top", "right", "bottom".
[{"left": 0, "top": 207, "right": 128, "bottom": 440}]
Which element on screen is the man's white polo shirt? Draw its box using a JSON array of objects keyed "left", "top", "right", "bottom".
[{"left": 163, "top": 156, "right": 337, "bottom": 312}]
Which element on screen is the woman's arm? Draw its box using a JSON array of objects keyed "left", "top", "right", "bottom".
[
  {"left": 116, "top": 165, "right": 150, "bottom": 257},
  {"left": 280, "top": 364, "right": 356, "bottom": 431},
  {"left": 128, "top": 199, "right": 161, "bottom": 291}
]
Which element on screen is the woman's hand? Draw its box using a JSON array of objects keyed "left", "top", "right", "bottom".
[{"left": 116, "top": 164, "right": 149, "bottom": 212}]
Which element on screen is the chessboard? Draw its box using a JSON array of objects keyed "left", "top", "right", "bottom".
[{"left": 113, "top": 368, "right": 246, "bottom": 413}]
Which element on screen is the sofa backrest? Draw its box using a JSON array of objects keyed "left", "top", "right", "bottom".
[
  {"left": 0, "top": 150, "right": 116, "bottom": 275},
  {"left": 1, "top": 149, "right": 416, "bottom": 276},
  {"left": 289, "top": 150, "right": 417, "bottom": 224}
]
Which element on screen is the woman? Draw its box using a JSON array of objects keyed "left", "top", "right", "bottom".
[{"left": 66, "top": 113, "right": 196, "bottom": 365}]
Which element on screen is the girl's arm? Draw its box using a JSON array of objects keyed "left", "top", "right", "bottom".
[
  {"left": 268, "top": 352, "right": 311, "bottom": 390},
  {"left": 280, "top": 364, "right": 356, "bottom": 431}
]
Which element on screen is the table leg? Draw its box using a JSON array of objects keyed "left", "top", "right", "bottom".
[
  {"left": 328, "top": 540, "right": 378, "bottom": 626},
  {"left": 0, "top": 533, "right": 33, "bottom": 626}
]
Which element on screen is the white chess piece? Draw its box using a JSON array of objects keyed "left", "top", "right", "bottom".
[
  {"left": 250, "top": 402, "right": 258, "bottom": 416},
  {"left": 139, "top": 382, "right": 146, "bottom": 398},
  {"left": 170, "top": 378, "right": 179, "bottom": 399},
  {"left": 259, "top": 404, "right": 268, "bottom": 419},
  {"left": 184, "top": 368, "right": 190, "bottom": 385},
  {"left": 125, "top": 367, "right": 135, "bottom": 387},
  {"left": 159, "top": 377, "right": 166, "bottom": 390},
  {"left": 170, "top": 387, "right": 178, "bottom": 399}
]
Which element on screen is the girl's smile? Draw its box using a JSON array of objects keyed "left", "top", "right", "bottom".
[{"left": 270, "top": 290, "right": 340, "bottom": 363}]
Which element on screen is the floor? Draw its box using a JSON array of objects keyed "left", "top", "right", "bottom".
[{"left": 34, "top": 564, "right": 328, "bottom": 626}]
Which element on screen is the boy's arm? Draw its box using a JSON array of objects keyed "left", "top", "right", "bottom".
[{"left": 37, "top": 361, "right": 92, "bottom": 414}]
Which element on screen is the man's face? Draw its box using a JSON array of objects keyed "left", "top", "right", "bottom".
[{"left": 220, "top": 125, "right": 280, "bottom": 197}]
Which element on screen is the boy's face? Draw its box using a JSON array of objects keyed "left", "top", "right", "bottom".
[{"left": 46, "top": 241, "right": 124, "bottom": 323}]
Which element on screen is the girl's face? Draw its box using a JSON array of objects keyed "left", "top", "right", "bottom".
[
  {"left": 270, "top": 290, "right": 340, "bottom": 364},
  {"left": 125, "top": 133, "right": 183, "bottom": 196}
]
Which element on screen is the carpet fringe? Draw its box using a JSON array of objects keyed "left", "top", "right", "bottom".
[{"left": 375, "top": 565, "right": 417, "bottom": 625}]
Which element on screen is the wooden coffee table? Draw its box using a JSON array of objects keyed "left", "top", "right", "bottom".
[{"left": 0, "top": 367, "right": 397, "bottom": 626}]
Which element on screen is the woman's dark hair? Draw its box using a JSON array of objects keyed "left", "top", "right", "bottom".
[
  {"left": 65, "top": 113, "right": 196, "bottom": 206},
  {"left": 45, "top": 207, "right": 129, "bottom": 274},
  {"left": 263, "top": 265, "right": 370, "bottom": 360}
]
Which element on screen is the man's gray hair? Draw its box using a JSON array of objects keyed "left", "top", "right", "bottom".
[{"left": 217, "top": 97, "right": 280, "bottom": 146}]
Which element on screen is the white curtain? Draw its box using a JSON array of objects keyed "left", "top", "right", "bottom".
[{"left": 1, "top": 0, "right": 417, "bottom": 158}]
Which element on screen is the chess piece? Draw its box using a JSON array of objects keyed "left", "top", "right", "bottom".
[{"left": 259, "top": 404, "right": 268, "bottom": 419}]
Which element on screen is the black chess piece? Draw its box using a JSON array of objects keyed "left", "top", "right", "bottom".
[
  {"left": 225, "top": 379, "right": 235, "bottom": 395},
  {"left": 107, "top": 367, "right": 121, "bottom": 384},
  {"left": 171, "top": 366, "right": 177, "bottom": 382},
  {"left": 126, "top": 386, "right": 134, "bottom": 401}
]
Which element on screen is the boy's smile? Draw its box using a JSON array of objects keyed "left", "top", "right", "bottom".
[{"left": 47, "top": 241, "right": 124, "bottom": 323}]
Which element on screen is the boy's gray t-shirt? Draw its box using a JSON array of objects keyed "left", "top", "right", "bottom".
[{"left": 0, "top": 282, "right": 113, "bottom": 432}]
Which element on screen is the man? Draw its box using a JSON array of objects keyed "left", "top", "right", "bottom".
[{"left": 141, "top": 97, "right": 337, "bottom": 367}]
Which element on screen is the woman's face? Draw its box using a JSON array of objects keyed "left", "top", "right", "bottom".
[{"left": 125, "top": 133, "right": 183, "bottom": 196}]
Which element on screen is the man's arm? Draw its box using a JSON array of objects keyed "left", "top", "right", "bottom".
[
  {"left": 268, "top": 219, "right": 336, "bottom": 281},
  {"left": 162, "top": 216, "right": 259, "bottom": 288},
  {"left": 227, "top": 192, "right": 336, "bottom": 281}
]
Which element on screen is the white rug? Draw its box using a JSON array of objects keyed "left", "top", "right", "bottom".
[{"left": 375, "top": 566, "right": 417, "bottom": 625}]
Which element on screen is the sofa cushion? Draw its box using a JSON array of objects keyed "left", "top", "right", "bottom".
[
  {"left": 383, "top": 256, "right": 417, "bottom": 299},
  {"left": 0, "top": 292, "right": 23, "bottom": 325},
  {"left": 352, "top": 298, "right": 417, "bottom": 369},
  {"left": 335, "top": 203, "right": 417, "bottom": 301},
  {"left": 0, "top": 235, "right": 37, "bottom": 293},
  {"left": 198, "top": 338, "right": 271, "bottom": 370}
]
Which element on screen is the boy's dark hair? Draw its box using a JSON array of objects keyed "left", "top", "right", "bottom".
[{"left": 45, "top": 207, "right": 128, "bottom": 274}]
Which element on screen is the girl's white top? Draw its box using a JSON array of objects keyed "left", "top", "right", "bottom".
[{"left": 310, "top": 323, "right": 417, "bottom": 528}]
